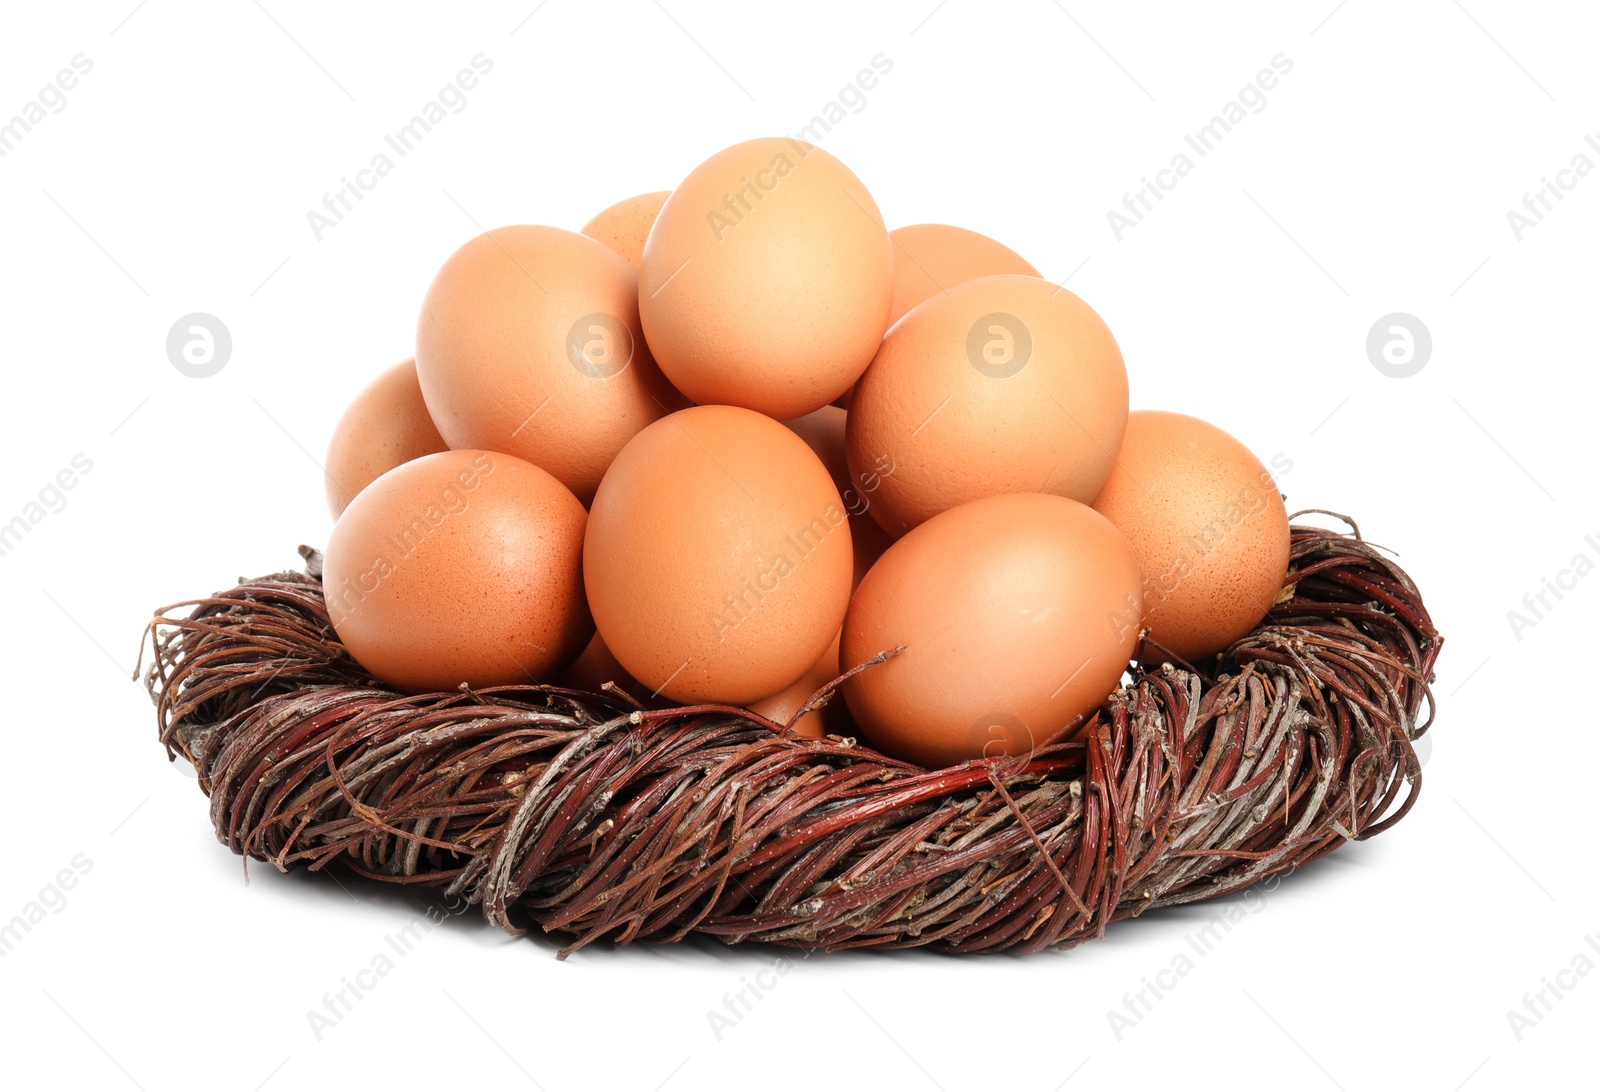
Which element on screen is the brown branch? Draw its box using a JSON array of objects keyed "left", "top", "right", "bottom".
[{"left": 142, "top": 521, "right": 1442, "bottom": 955}]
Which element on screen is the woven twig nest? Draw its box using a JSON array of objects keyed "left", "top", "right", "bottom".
[{"left": 142, "top": 515, "right": 1440, "bottom": 956}]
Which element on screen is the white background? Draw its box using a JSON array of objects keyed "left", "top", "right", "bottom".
[{"left": 1, "top": 2, "right": 1595, "bottom": 1089}]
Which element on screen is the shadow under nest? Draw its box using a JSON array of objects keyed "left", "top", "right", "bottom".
[{"left": 142, "top": 514, "right": 1441, "bottom": 957}]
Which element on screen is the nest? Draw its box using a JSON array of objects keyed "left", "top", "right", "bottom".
[{"left": 142, "top": 514, "right": 1441, "bottom": 956}]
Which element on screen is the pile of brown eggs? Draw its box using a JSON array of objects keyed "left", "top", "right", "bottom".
[{"left": 320, "top": 137, "right": 1290, "bottom": 769}]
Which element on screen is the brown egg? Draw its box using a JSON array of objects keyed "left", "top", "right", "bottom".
[
  {"left": 887, "top": 224, "right": 1039, "bottom": 327},
  {"left": 415, "top": 225, "right": 687, "bottom": 505},
  {"left": 324, "top": 359, "right": 448, "bottom": 518},
  {"left": 558, "top": 630, "right": 651, "bottom": 701},
  {"left": 841, "top": 493, "right": 1142, "bottom": 769},
  {"left": 846, "top": 274, "right": 1128, "bottom": 537},
  {"left": 782, "top": 406, "right": 894, "bottom": 586},
  {"left": 1091, "top": 410, "right": 1290, "bottom": 663},
  {"left": 584, "top": 405, "right": 853, "bottom": 705},
  {"left": 638, "top": 138, "right": 893, "bottom": 419},
  {"left": 580, "top": 191, "right": 670, "bottom": 268},
  {"left": 321, "top": 450, "right": 591, "bottom": 692},
  {"left": 747, "top": 632, "right": 849, "bottom": 739}
]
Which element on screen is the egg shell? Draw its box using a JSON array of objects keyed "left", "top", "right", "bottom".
[
  {"left": 887, "top": 223, "right": 1039, "bottom": 326},
  {"left": 324, "top": 358, "right": 448, "bottom": 518},
  {"left": 1091, "top": 410, "right": 1290, "bottom": 663},
  {"left": 782, "top": 405, "right": 894, "bottom": 586},
  {"left": 580, "top": 191, "right": 670, "bottom": 268},
  {"left": 558, "top": 630, "right": 653, "bottom": 703},
  {"left": 638, "top": 138, "right": 893, "bottom": 419},
  {"left": 415, "top": 224, "right": 687, "bottom": 505},
  {"left": 747, "top": 632, "right": 850, "bottom": 739},
  {"left": 322, "top": 449, "right": 592, "bottom": 693},
  {"left": 841, "top": 493, "right": 1142, "bottom": 769},
  {"left": 584, "top": 405, "right": 853, "bottom": 706},
  {"left": 846, "top": 274, "right": 1128, "bottom": 536}
]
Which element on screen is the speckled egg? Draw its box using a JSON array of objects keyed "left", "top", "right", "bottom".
[
  {"left": 846, "top": 274, "right": 1128, "bottom": 536},
  {"left": 580, "top": 191, "right": 670, "bottom": 268},
  {"left": 747, "top": 631, "right": 849, "bottom": 739},
  {"left": 887, "top": 223, "right": 1039, "bottom": 326},
  {"left": 782, "top": 405, "right": 894, "bottom": 586},
  {"left": 324, "top": 358, "right": 447, "bottom": 518},
  {"left": 415, "top": 224, "right": 687, "bottom": 504},
  {"left": 638, "top": 138, "right": 893, "bottom": 418},
  {"left": 841, "top": 493, "right": 1142, "bottom": 769},
  {"left": 584, "top": 405, "right": 853, "bottom": 705},
  {"left": 558, "top": 630, "right": 652, "bottom": 702},
  {"left": 322, "top": 449, "right": 591, "bottom": 692},
  {"left": 1091, "top": 410, "right": 1290, "bottom": 663}
]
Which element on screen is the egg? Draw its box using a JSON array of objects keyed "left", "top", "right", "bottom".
[
  {"left": 415, "top": 225, "right": 686, "bottom": 504},
  {"left": 638, "top": 138, "right": 893, "bottom": 418},
  {"left": 747, "top": 632, "right": 849, "bottom": 739},
  {"left": 841, "top": 493, "right": 1142, "bottom": 768},
  {"left": 580, "top": 191, "right": 670, "bottom": 268},
  {"left": 846, "top": 274, "right": 1128, "bottom": 537},
  {"left": 584, "top": 405, "right": 853, "bottom": 705},
  {"left": 321, "top": 450, "right": 591, "bottom": 692},
  {"left": 324, "top": 358, "right": 447, "bottom": 518},
  {"left": 782, "top": 405, "right": 894, "bottom": 587},
  {"left": 558, "top": 630, "right": 651, "bottom": 701},
  {"left": 887, "top": 223, "right": 1039, "bottom": 326},
  {"left": 1091, "top": 410, "right": 1290, "bottom": 663}
]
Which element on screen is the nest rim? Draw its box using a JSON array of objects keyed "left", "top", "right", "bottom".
[{"left": 140, "top": 513, "right": 1442, "bottom": 957}]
